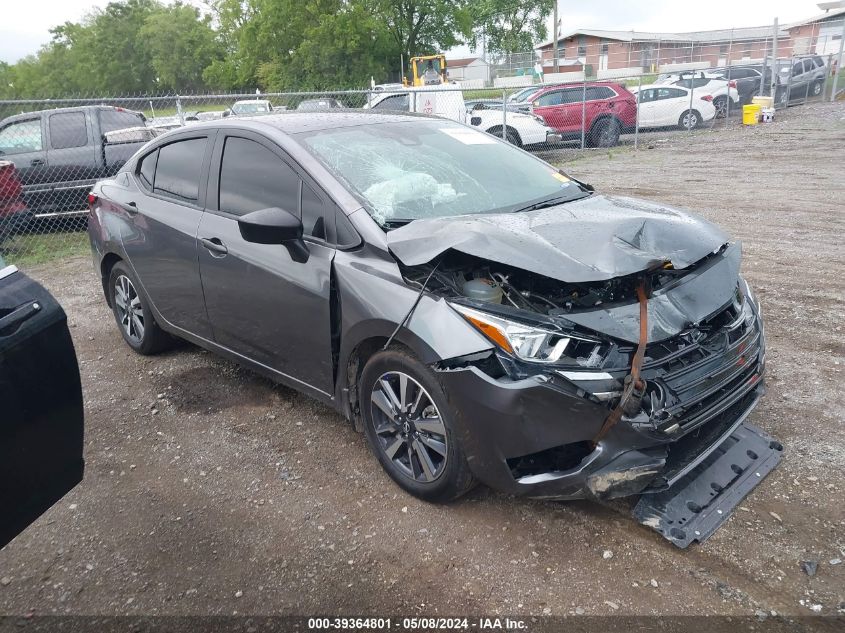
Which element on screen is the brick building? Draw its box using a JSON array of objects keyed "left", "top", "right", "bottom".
[{"left": 536, "top": 6, "right": 845, "bottom": 76}]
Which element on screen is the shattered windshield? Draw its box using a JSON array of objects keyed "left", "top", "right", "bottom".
[{"left": 297, "top": 121, "right": 588, "bottom": 226}]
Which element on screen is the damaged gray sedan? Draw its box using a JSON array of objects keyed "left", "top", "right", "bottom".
[{"left": 88, "top": 112, "right": 782, "bottom": 547}]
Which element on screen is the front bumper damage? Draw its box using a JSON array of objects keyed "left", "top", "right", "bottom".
[{"left": 435, "top": 289, "right": 781, "bottom": 548}]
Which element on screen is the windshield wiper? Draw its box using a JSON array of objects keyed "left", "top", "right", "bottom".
[{"left": 512, "top": 194, "right": 583, "bottom": 214}]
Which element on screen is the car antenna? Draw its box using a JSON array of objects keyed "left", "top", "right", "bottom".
[{"left": 382, "top": 258, "right": 442, "bottom": 351}]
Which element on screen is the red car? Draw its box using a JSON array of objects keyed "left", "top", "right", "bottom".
[
  {"left": 0, "top": 160, "right": 32, "bottom": 242},
  {"left": 529, "top": 82, "right": 637, "bottom": 147}
]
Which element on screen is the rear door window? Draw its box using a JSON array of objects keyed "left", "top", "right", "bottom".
[
  {"left": 49, "top": 112, "right": 88, "bottom": 150},
  {"left": 585, "top": 87, "right": 615, "bottom": 100},
  {"left": 153, "top": 137, "right": 207, "bottom": 202},
  {"left": 803, "top": 59, "right": 814, "bottom": 73},
  {"left": 558, "top": 89, "right": 583, "bottom": 104},
  {"left": 657, "top": 88, "right": 685, "bottom": 100}
]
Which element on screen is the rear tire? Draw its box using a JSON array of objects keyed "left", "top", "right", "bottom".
[
  {"left": 678, "top": 109, "right": 701, "bottom": 130},
  {"left": 360, "top": 348, "right": 475, "bottom": 503},
  {"left": 487, "top": 126, "right": 521, "bottom": 147},
  {"left": 713, "top": 96, "right": 728, "bottom": 118},
  {"left": 108, "top": 261, "right": 171, "bottom": 355},
  {"left": 588, "top": 117, "right": 621, "bottom": 147}
]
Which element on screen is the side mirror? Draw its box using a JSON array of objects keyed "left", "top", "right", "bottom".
[
  {"left": 237, "top": 207, "right": 309, "bottom": 263},
  {"left": 222, "top": 110, "right": 230, "bottom": 118}
]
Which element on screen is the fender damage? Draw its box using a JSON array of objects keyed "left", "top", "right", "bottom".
[{"left": 387, "top": 195, "right": 782, "bottom": 547}]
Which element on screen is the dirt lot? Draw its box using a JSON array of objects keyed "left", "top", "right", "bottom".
[{"left": 1, "top": 102, "right": 844, "bottom": 620}]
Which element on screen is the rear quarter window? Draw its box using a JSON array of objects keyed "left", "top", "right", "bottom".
[{"left": 100, "top": 109, "right": 145, "bottom": 134}]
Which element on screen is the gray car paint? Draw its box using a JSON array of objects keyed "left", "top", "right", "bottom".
[
  {"left": 560, "top": 242, "right": 742, "bottom": 344},
  {"left": 88, "top": 112, "right": 768, "bottom": 512},
  {"left": 386, "top": 193, "right": 729, "bottom": 284}
]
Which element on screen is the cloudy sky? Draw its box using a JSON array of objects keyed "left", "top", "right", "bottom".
[{"left": 0, "top": 0, "right": 835, "bottom": 63}]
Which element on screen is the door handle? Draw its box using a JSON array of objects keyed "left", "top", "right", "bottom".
[
  {"left": 30, "top": 158, "right": 45, "bottom": 166},
  {"left": 121, "top": 201, "right": 138, "bottom": 215},
  {"left": 0, "top": 301, "right": 41, "bottom": 337},
  {"left": 200, "top": 237, "right": 228, "bottom": 256}
]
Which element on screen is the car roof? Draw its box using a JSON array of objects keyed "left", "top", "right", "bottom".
[
  {"left": 531, "top": 81, "right": 622, "bottom": 95},
  {"left": 173, "top": 111, "right": 434, "bottom": 135},
  {"left": 1, "top": 104, "right": 143, "bottom": 124},
  {"left": 635, "top": 83, "right": 690, "bottom": 91}
]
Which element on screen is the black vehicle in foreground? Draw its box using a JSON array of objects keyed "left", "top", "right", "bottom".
[
  {"left": 0, "top": 105, "right": 149, "bottom": 220},
  {"left": 87, "top": 112, "right": 781, "bottom": 547},
  {"left": 0, "top": 258, "right": 84, "bottom": 548}
]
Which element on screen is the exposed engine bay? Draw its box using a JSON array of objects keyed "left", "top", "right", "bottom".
[
  {"left": 402, "top": 242, "right": 766, "bottom": 474},
  {"left": 403, "top": 247, "right": 722, "bottom": 315}
]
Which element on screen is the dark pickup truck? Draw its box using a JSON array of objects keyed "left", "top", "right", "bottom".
[{"left": 0, "top": 105, "right": 154, "bottom": 221}]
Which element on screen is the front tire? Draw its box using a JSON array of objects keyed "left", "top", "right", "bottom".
[
  {"left": 811, "top": 80, "right": 823, "bottom": 97},
  {"left": 108, "top": 261, "right": 171, "bottom": 355},
  {"left": 360, "top": 348, "right": 475, "bottom": 503}
]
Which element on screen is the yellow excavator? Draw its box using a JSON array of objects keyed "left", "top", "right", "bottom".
[{"left": 405, "top": 54, "right": 449, "bottom": 86}]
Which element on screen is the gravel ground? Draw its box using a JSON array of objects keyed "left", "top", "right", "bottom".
[{"left": 0, "top": 102, "right": 843, "bottom": 619}]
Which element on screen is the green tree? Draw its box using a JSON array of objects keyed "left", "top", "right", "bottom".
[
  {"left": 207, "top": 0, "right": 402, "bottom": 91},
  {"left": 140, "top": 2, "right": 223, "bottom": 91},
  {"left": 369, "top": 0, "right": 472, "bottom": 57},
  {"left": 469, "top": 0, "right": 552, "bottom": 55}
]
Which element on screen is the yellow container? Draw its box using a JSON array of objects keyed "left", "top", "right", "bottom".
[
  {"left": 743, "top": 103, "right": 761, "bottom": 125},
  {"left": 752, "top": 95, "right": 774, "bottom": 109}
]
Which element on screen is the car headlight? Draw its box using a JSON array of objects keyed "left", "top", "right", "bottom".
[
  {"left": 450, "top": 303, "right": 600, "bottom": 364},
  {"left": 739, "top": 276, "right": 761, "bottom": 319}
]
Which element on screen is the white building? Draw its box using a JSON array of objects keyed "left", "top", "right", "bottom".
[{"left": 446, "top": 57, "right": 490, "bottom": 84}]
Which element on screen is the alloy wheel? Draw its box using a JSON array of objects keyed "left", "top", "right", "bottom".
[
  {"left": 714, "top": 98, "right": 727, "bottom": 118},
  {"left": 114, "top": 274, "right": 144, "bottom": 344},
  {"left": 370, "top": 371, "right": 448, "bottom": 483},
  {"left": 683, "top": 112, "right": 698, "bottom": 129}
]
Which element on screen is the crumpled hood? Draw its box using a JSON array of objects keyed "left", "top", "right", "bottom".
[{"left": 387, "top": 194, "right": 729, "bottom": 283}]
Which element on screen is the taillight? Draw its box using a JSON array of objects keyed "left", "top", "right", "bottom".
[
  {"left": 700, "top": 95, "right": 713, "bottom": 101},
  {"left": 87, "top": 193, "right": 98, "bottom": 209},
  {"left": 728, "top": 80, "right": 737, "bottom": 88}
]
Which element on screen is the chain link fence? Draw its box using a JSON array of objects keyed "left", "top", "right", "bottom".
[{"left": 1, "top": 29, "right": 843, "bottom": 270}]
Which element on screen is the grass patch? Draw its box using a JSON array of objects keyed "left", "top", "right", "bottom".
[{"left": 1, "top": 230, "right": 89, "bottom": 268}]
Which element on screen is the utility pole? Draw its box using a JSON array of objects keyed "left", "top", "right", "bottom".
[
  {"left": 770, "top": 18, "right": 779, "bottom": 101},
  {"left": 834, "top": 16, "right": 845, "bottom": 102},
  {"left": 553, "top": 1, "right": 559, "bottom": 72}
]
